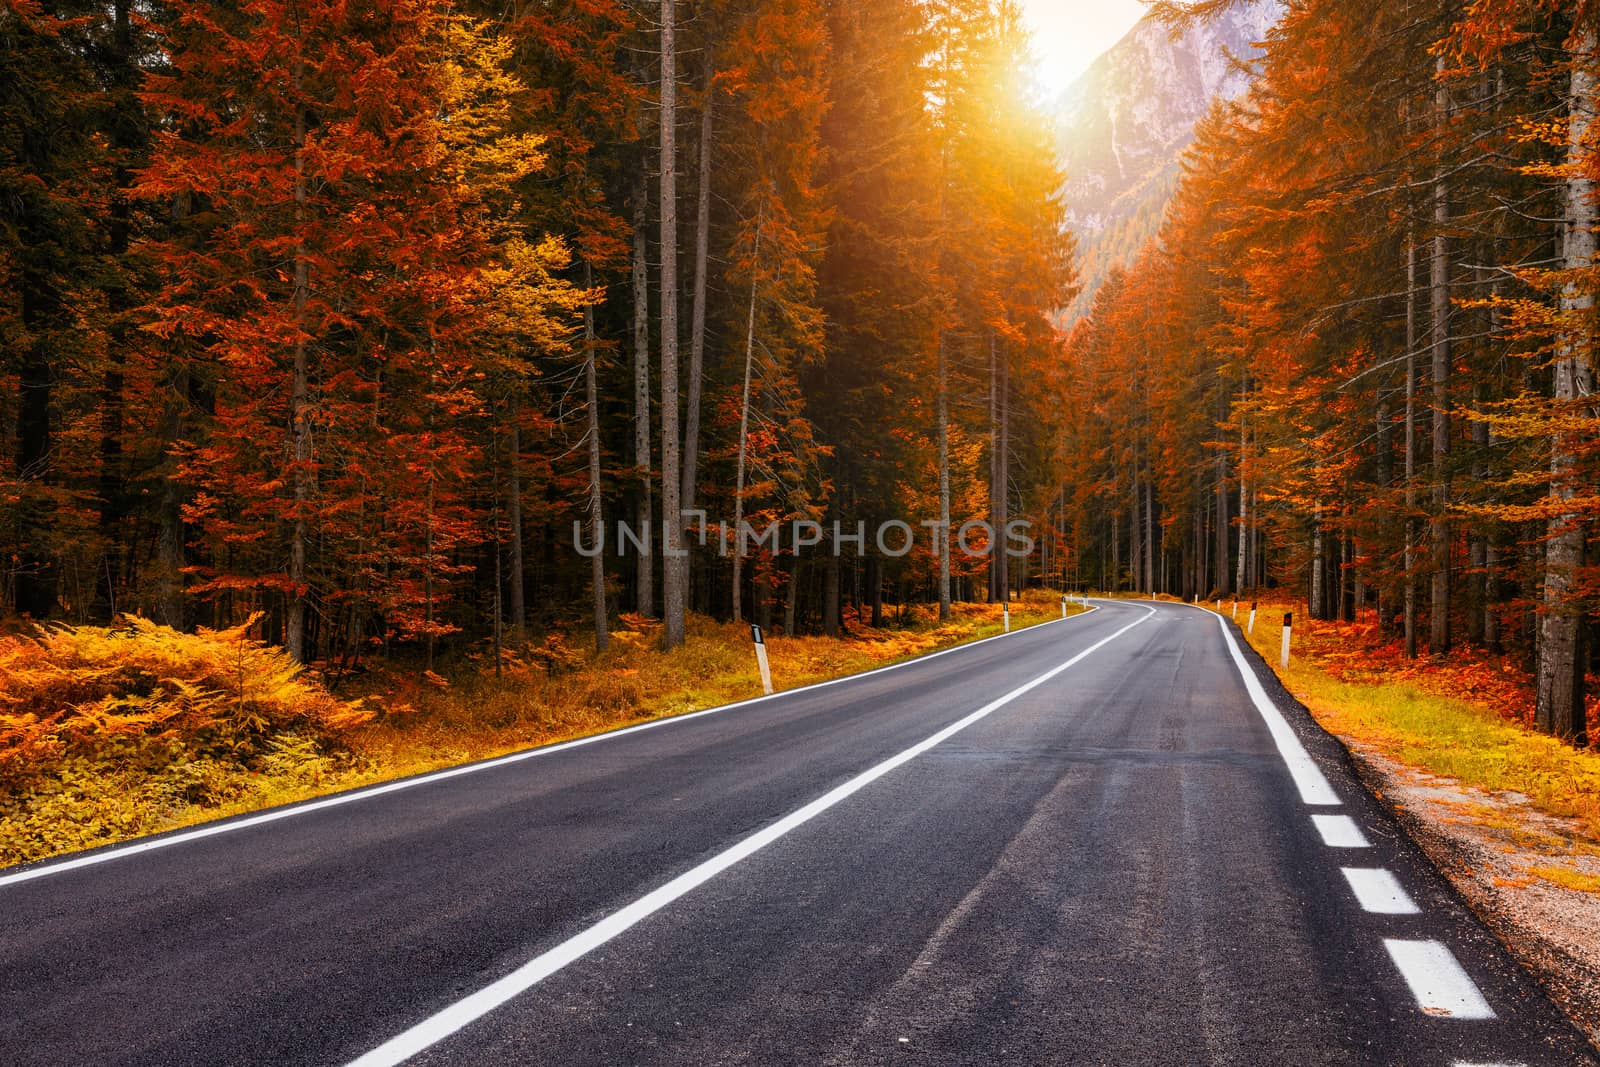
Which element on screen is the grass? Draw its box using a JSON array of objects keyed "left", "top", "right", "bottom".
[
  {"left": 0, "top": 591, "right": 1080, "bottom": 868},
  {"left": 1215, "top": 599, "right": 1600, "bottom": 847}
]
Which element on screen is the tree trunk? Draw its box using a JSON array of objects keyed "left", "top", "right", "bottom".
[
  {"left": 632, "top": 179, "right": 655, "bottom": 618},
  {"left": 823, "top": 556, "right": 841, "bottom": 637},
  {"left": 659, "top": 0, "right": 687, "bottom": 650},
  {"left": 1429, "top": 59, "right": 1452, "bottom": 655},
  {"left": 1235, "top": 414, "right": 1249, "bottom": 593},
  {"left": 584, "top": 263, "right": 608, "bottom": 652},
  {"left": 1216, "top": 434, "right": 1230, "bottom": 597},
  {"left": 1130, "top": 467, "right": 1142, "bottom": 594},
  {"left": 937, "top": 331, "right": 951, "bottom": 619},
  {"left": 683, "top": 47, "right": 714, "bottom": 514},
  {"left": 997, "top": 334, "right": 1010, "bottom": 601},
  {"left": 989, "top": 332, "right": 1000, "bottom": 601},
  {"left": 287, "top": 93, "right": 311, "bottom": 663},
  {"left": 1404, "top": 238, "right": 1419, "bottom": 658},
  {"left": 731, "top": 218, "right": 761, "bottom": 623},
  {"left": 507, "top": 396, "right": 526, "bottom": 630},
  {"left": 1536, "top": 24, "right": 1594, "bottom": 744},
  {"left": 1144, "top": 479, "right": 1156, "bottom": 594},
  {"left": 1311, "top": 505, "right": 1325, "bottom": 619}
]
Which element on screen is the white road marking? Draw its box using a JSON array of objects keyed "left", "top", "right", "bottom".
[
  {"left": 1210, "top": 613, "right": 1341, "bottom": 806},
  {"left": 1384, "top": 939, "right": 1496, "bottom": 1020},
  {"left": 1312, "top": 814, "right": 1370, "bottom": 848},
  {"left": 341, "top": 608, "right": 1156, "bottom": 1067},
  {"left": 0, "top": 607, "right": 1102, "bottom": 891},
  {"left": 1342, "top": 868, "right": 1420, "bottom": 914},
  {"left": 1453, "top": 1062, "right": 1527, "bottom": 1066}
]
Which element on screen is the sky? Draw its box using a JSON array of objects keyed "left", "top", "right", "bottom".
[{"left": 1018, "top": 0, "right": 1150, "bottom": 97}]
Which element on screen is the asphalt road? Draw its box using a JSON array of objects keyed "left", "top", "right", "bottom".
[{"left": 1, "top": 599, "right": 1594, "bottom": 1066}]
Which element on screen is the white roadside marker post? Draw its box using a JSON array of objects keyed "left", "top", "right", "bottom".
[
  {"left": 751, "top": 624, "right": 774, "bottom": 695},
  {"left": 1216, "top": 599, "right": 1221, "bottom": 611},
  {"left": 1003, "top": 600, "right": 1011, "bottom": 633},
  {"left": 1232, "top": 599, "right": 1239, "bottom": 620},
  {"left": 1281, "top": 612, "right": 1293, "bottom": 669},
  {"left": 1061, "top": 595, "right": 1068, "bottom": 619},
  {"left": 1248, "top": 602, "right": 1257, "bottom": 634}
]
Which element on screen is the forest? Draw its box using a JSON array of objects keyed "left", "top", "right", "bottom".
[
  {"left": 0, "top": 0, "right": 1071, "bottom": 663},
  {"left": 1062, "top": 0, "right": 1599, "bottom": 747},
  {"left": 3, "top": 0, "right": 1597, "bottom": 754}
]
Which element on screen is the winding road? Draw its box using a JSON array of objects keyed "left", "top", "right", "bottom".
[{"left": 1, "top": 600, "right": 1594, "bottom": 1066}]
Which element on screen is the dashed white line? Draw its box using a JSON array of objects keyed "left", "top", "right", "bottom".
[
  {"left": 1341, "top": 867, "right": 1420, "bottom": 915},
  {"left": 1312, "top": 814, "right": 1371, "bottom": 848},
  {"left": 0, "top": 606, "right": 1102, "bottom": 891},
  {"left": 341, "top": 607, "right": 1156, "bottom": 1067},
  {"left": 1384, "top": 939, "right": 1496, "bottom": 1020},
  {"left": 1210, "top": 613, "right": 1341, "bottom": 806}
]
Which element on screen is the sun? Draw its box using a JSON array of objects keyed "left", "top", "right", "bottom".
[{"left": 1017, "top": 0, "right": 1150, "bottom": 99}]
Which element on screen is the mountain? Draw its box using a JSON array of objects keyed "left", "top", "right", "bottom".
[{"left": 1055, "top": 0, "right": 1283, "bottom": 325}]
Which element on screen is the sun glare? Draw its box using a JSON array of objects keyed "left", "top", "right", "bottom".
[{"left": 1018, "top": 0, "right": 1149, "bottom": 98}]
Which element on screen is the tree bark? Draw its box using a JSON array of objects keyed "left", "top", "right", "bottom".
[
  {"left": 1536, "top": 24, "right": 1594, "bottom": 744},
  {"left": 1429, "top": 59, "right": 1452, "bottom": 655},
  {"left": 631, "top": 180, "right": 655, "bottom": 618},
  {"left": 584, "top": 263, "right": 608, "bottom": 652},
  {"left": 683, "top": 47, "right": 714, "bottom": 514},
  {"left": 731, "top": 217, "right": 762, "bottom": 623},
  {"left": 507, "top": 395, "right": 526, "bottom": 630},
  {"left": 1404, "top": 237, "right": 1419, "bottom": 659},
  {"left": 937, "top": 330, "right": 951, "bottom": 619},
  {"left": 287, "top": 89, "right": 311, "bottom": 663},
  {"left": 1235, "top": 414, "right": 1249, "bottom": 593},
  {"left": 1216, "top": 428, "right": 1230, "bottom": 598},
  {"left": 659, "top": 0, "right": 686, "bottom": 650}
]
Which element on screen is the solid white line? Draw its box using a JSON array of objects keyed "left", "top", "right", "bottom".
[
  {"left": 342, "top": 607, "right": 1156, "bottom": 1067},
  {"left": 1211, "top": 613, "right": 1341, "bottom": 806},
  {"left": 1341, "top": 868, "right": 1420, "bottom": 914},
  {"left": 1311, "top": 814, "right": 1371, "bottom": 848},
  {"left": 1384, "top": 939, "right": 1496, "bottom": 1020},
  {"left": 0, "top": 606, "right": 1105, "bottom": 891}
]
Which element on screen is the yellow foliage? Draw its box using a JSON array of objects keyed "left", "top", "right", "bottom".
[
  {"left": 2, "top": 596, "right": 1077, "bottom": 868},
  {"left": 0, "top": 615, "right": 371, "bottom": 864}
]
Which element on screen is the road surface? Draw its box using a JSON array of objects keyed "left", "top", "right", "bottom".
[{"left": 1, "top": 599, "right": 1594, "bottom": 1066}]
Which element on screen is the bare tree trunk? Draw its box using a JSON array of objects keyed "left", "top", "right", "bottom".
[
  {"left": 997, "top": 334, "right": 1010, "bottom": 600},
  {"left": 683, "top": 46, "right": 714, "bottom": 513},
  {"left": 632, "top": 182, "right": 655, "bottom": 618},
  {"left": 1404, "top": 237, "right": 1419, "bottom": 659},
  {"left": 731, "top": 219, "right": 762, "bottom": 623},
  {"left": 1130, "top": 466, "right": 1142, "bottom": 594},
  {"left": 659, "top": 0, "right": 687, "bottom": 650},
  {"left": 507, "top": 395, "right": 526, "bottom": 630},
  {"left": 1536, "top": 24, "right": 1594, "bottom": 744},
  {"left": 584, "top": 263, "right": 609, "bottom": 652},
  {"left": 287, "top": 92, "right": 311, "bottom": 663},
  {"left": 1144, "top": 480, "right": 1156, "bottom": 594},
  {"left": 937, "top": 331, "right": 951, "bottom": 619},
  {"left": 1235, "top": 414, "right": 1249, "bottom": 593},
  {"left": 1429, "top": 59, "right": 1452, "bottom": 655},
  {"left": 784, "top": 556, "right": 800, "bottom": 635},
  {"left": 1216, "top": 431, "right": 1230, "bottom": 597},
  {"left": 1311, "top": 504, "right": 1325, "bottom": 619},
  {"left": 989, "top": 332, "right": 1000, "bottom": 602}
]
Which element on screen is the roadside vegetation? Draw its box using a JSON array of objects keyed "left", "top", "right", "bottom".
[
  {"left": 1218, "top": 599, "right": 1600, "bottom": 879},
  {"left": 0, "top": 592, "right": 1076, "bottom": 868}
]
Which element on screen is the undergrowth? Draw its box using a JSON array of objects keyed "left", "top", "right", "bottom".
[
  {"left": 1, "top": 592, "right": 1075, "bottom": 867},
  {"left": 1222, "top": 600, "right": 1600, "bottom": 846}
]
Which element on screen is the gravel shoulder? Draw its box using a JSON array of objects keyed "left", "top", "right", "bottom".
[{"left": 1342, "top": 740, "right": 1600, "bottom": 1047}]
